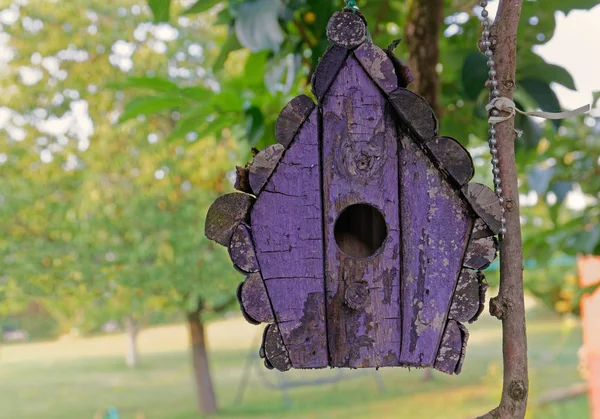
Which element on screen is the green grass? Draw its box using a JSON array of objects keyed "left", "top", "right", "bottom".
[{"left": 0, "top": 310, "right": 590, "bottom": 419}]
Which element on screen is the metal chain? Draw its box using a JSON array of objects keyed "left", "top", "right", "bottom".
[{"left": 480, "top": 1, "right": 507, "bottom": 236}]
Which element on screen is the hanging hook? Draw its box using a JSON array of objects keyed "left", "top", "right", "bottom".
[{"left": 344, "top": 0, "right": 359, "bottom": 12}]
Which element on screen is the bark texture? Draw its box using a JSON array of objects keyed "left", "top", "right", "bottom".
[
  {"left": 187, "top": 300, "right": 218, "bottom": 415},
  {"left": 404, "top": 0, "right": 444, "bottom": 114},
  {"left": 124, "top": 316, "right": 139, "bottom": 369},
  {"left": 477, "top": 0, "right": 528, "bottom": 418}
]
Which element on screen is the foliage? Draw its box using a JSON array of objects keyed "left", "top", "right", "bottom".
[{"left": 0, "top": 0, "right": 242, "bottom": 336}]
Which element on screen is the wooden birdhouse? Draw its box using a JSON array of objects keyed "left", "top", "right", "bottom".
[{"left": 205, "top": 10, "right": 502, "bottom": 375}]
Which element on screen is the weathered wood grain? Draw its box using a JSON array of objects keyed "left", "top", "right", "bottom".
[
  {"left": 239, "top": 272, "right": 274, "bottom": 324},
  {"left": 326, "top": 11, "right": 367, "bottom": 49},
  {"left": 263, "top": 324, "right": 292, "bottom": 372},
  {"left": 236, "top": 281, "right": 260, "bottom": 326},
  {"left": 311, "top": 45, "right": 349, "bottom": 101},
  {"left": 464, "top": 235, "right": 498, "bottom": 270},
  {"left": 426, "top": 136, "right": 474, "bottom": 186},
  {"left": 449, "top": 269, "right": 484, "bottom": 323},
  {"left": 434, "top": 320, "right": 469, "bottom": 374},
  {"left": 354, "top": 42, "right": 398, "bottom": 94},
  {"left": 398, "top": 134, "right": 472, "bottom": 367},
  {"left": 234, "top": 165, "right": 252, "bottom": 194},
  {"left": 389, "top": 88, "right": 439, "bottom": 141},
  {"left": 276, "top": 95, "right": 315, "bottom": 147},
  {"left": 228, "top": 223, "right": 259, "bottom": 273},
  {"left": 463, "top": 183, "right": 503, "bottom": 235},
  {"left": 205, "top": 193, "right": 255, "bottom": 246},
  {"left": 322, "top": 56, "right": 402, "bottom": 369},
  {"left": 471, "top": 217, "right": 495, "bottom": 240},
  {"left": 474, "top": 277, "right": 489, "bottom": 323},
  {"left": 386, "top": 39, "right": 414, "bottom": 88},
  {"left": 249, "top": 144, "right": 285, "bottom": 195},
  {"left": 251, "top": 108, "right": 329, "bottom": 369}
]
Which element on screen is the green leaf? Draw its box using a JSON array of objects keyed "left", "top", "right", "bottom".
[
  {"left": 148, "top": 0, "right": 171, "bottom": 22},
  {"left": 245, "top": 106, "right": 264, "bottom": 145},
  {"left": 166, "top": 106, "right": 208, "bottom": 141},
  {"left": 461, "top": 52, "right": 488, "bottom": 101},
  {"left": 519, "top": 58, "right": 576, "bottom": 91},
  {"left": 179, "top": 86, "right": 213, "bottom": 102},
  {"left": 106, "top": 76, "right": 179, "bottom": 94},
  {"left": 518, "top": 78, "right": 562, "bottom": 130},
  {"left": 213, "top": 31, "right": 243, "bottom": 72},
  {"left": 119, "top": 96, "right": 183, "bottom": 123},
  {"left": 182, "top": 0, "right": 221, "bottom": 15}
]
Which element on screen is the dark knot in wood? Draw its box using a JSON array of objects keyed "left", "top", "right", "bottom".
[
  {"left": 335, "top": 129, "right": 387, "bottom": 180},
  {"left": 509, "top": 380, "right": 528, "bottom": 401},
  {"left": 345, "top": 282, "right": 369, "bottom": 311},
  {"left": 489, "top": 296, "right": 511, "bottom": 320}
]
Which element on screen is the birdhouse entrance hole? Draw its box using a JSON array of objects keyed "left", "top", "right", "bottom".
[{"left": 334, "top": 204, "right": 387, "bottom": 258}]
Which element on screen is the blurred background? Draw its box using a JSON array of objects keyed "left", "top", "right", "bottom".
[{"left": 0, "top": 0, "right": 598, "bottom": 418}]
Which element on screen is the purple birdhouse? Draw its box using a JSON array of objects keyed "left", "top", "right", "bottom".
[{"left": 205, "top": 10, "right": 501, "bottom": 375}]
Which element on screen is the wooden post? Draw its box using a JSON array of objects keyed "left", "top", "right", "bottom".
[
  {"left": 578, "top": 256, "right": 600, "bottom": 419},
  {"left": 477, "top": 1, "right": 528, "bottom": 418}
]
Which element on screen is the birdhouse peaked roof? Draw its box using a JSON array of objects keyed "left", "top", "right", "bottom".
[{"left": 205, "top": 10, "right": 502, "bottom": 375}]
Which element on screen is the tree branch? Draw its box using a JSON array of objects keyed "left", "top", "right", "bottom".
[
  {"left": 477, "top": 0, "right": 528, "bottom": 418},
  {"left": 404, "top": 0, "right": 444, "bottom": 115}
]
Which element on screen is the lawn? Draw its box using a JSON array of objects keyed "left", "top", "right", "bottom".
[{"left": 0, "top": 309, "right": 589, "bottom": 419}]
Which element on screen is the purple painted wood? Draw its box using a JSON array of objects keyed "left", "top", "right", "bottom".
[
  {"left": 250, "top": 108, "right": 329, "bottom": 369},
  {"left": 434, "top": 320, "right": 469, "bottom": 374},
  {"left": 398, "top": 135, "right": 472, "bottom": 367},
  {"left": 229, "top": 223, "right": 259, "bottom": 273},
  {"left": 354, "top": 42, "right": 398, "bottom": 94},
  {"left": 240, "top": 272, "right": 274, "bottom": 324},
  {"left": 322, "top": 56, "right": 402, "bottom": 368}
]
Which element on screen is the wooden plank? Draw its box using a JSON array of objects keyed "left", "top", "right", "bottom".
[
  {"left": 251, "top": 108, "right": 329, "bottom": 369},
  {"left": 389, "top": 88, "right": 439, "bottom": 141},
  {"left": 321, "top": 56, "right": 402, "bottom": 368},
  {"left": 463, "top": 235, "right": 498, "bottom": 270},
  {"left": 238, "top": 272, "right": 274, "bottom": 324},
  {"left": 449, "top": 269, "right": 484, "bottom": 323},
  {"left": 249, "top": 144, "right": 285, "bottom": 195},
  {"left": 228, "top": 223, "right": 259, "bottom": 273},
  {"left": 434, "top": 320, "right": 469, "bottom": 375},
  {"left": 276, "top": 95, "right": 315, "bottom": 147},
  {"left": 463, "top": 183, "right": 503, "bottom": 235},
  {"left": 425, "top": 136, "right": 474, "bottom": 187},
  {"left": 398, "top": 134, "right": 472, "bottom": 367},
  {"left": 205, "top": 193, "right": 255, "bottom": 246},
  {"left": 262, "top": 324, "right": 292, "bottom": 372},
  {"left": 353, "top": 42, "right": 398, "bottom": 94},
  {"left": 326, "top": 11, "right": 367, "bottom": 49},
  {"left": 311, "top": 45, "right": 349, "bottom": 101}
]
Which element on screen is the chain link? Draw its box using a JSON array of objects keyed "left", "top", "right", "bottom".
[{"left": 480, "top": 1, "right": 507, "bottom": 236}]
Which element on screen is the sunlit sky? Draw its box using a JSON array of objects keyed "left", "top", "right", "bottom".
[{"left": 536, "top": 5, "right": 600, "bottom": 116}]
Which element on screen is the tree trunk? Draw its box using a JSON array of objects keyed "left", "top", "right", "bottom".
[
  {"left": 124, "top": 316, "right": 139, "bottom": 369},
  {"left": 187, "top": 299, "right": 218, "bottom": 416},
  {"left": 404, "top": 0, "right": 444, "bottom": 115},
  {"left": 477, "top": 1, "right": 528, "bottom": 418}
]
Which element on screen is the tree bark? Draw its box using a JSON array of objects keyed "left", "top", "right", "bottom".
[
  {"left": 477, "top": 1, "right": 528, "bottom": 418},
  {"left": 187, "top": 299, "right": 218, "bottom": 416},
  {"left": 124, "top": 316, "right": 139, "bottom": 369},
  {"left": 404, "top": 0, "right": 444, "bottom": 115}
]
